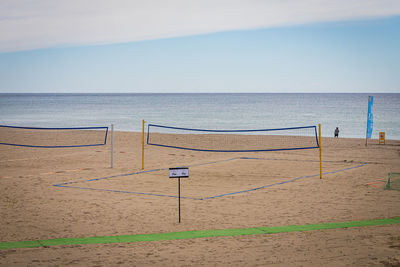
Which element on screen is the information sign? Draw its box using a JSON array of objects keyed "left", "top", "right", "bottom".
[
  {"left": 169, "top": 167, "right": 189, "bottom": 178},
  {"left": 379, "top": 132, "right": 385, "bottom": 145},
  {"left": 169, "top": 167, "right": 189, "bottom": 223}
]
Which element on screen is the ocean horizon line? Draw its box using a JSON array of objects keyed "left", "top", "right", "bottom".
[{"left": 1, "top": 92, "right": 399, "bottom": 95}]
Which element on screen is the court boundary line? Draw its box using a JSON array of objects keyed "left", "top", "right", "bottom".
[
  {"left": 1, "top": 216, "right": 399, "bottom": 250},
  {"left": 54, "top": 157, "right": 368, "bottom": 200}
]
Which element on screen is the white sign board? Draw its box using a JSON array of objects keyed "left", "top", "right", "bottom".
[{"left": 169, "top": 167, "right": 189, "bottom": 178}]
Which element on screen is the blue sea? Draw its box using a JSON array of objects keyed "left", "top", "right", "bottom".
[{"left": 0, "top": 93, "right": 399, "bottom": 140}]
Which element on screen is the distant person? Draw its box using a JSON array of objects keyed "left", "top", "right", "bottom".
[{"left": 334, "top": 127, "right": 339, "bottom": 138}]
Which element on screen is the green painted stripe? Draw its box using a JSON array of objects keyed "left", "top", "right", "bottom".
[{"left": 1, "top": 217, "right": 399, "bottom": 250}]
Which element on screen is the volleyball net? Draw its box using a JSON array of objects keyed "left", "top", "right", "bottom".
[
  {"left": 0, "top": 125, "right": 108, "bottom": 148},
  {"left": 147, "top": 124, "right": 319, "bottom": 152}
]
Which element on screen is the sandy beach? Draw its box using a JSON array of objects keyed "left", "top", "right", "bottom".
[{"left": 1, "top": 130, "right": 400, "bottom": 266}]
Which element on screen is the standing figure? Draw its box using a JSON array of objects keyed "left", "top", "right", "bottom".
[{"left": 334, "top": 127, "right": 339, "bottom": 138}]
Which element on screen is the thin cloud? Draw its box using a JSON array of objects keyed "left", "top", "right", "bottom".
[{"left": 1, "top": 0, "right": 400, "bottom": 53}]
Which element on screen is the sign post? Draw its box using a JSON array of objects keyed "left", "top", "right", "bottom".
[{"left": 169, "top": 167, "right": 189, "bottom": 223}]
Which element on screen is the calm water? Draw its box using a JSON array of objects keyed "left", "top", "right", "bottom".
[{"left": 0, "top": 93, "right": 399, "bottom": 139}]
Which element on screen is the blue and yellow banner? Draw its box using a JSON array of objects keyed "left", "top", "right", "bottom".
[{"left": 366, "top": 96, "right": 373, "bottom": 139}]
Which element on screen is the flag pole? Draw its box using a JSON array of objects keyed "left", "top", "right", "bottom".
[
  {"left": 365, "top": 97, "right": 368, "bottom": 146},
  {"left": 365, "top": 96, "right": 373, "bottom": 147}
]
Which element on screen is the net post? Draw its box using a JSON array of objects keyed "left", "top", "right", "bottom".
[
  {"left": 319, "top": 123, "right": 322, "bottom": 179},
  {"left": 111, "top": 124, "right": 114, "bottom": 168},
  {"left": 178, "top": 177, "right": 181, "bottom": 223},
  {"left": 142, "top": 120, "right": 145, "bottom": 170}
]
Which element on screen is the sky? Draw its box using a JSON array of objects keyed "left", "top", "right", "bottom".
[{"left": 0, "top": 0, "right": 400, "bottom": 93}]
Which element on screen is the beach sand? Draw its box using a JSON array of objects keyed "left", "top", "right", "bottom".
[{"left": 1, "top": 131, "right": 400, "bottom": 266}]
